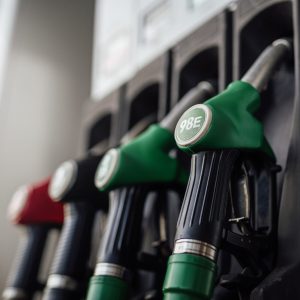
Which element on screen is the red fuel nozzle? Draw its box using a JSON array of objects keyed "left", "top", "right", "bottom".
[{"left": 8, "top": 177, "right": 64, "bottom": 225}]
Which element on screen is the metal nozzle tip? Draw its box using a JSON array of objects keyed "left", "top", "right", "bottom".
[
  {"left": 196, "top": 81, "right": 215, "bottom": 96},
  {"left": 241, "top": 37, "right": 292, "bottom": 91},
  {"left": 272, "top": 38, "right": 292, "bottom": 50}
]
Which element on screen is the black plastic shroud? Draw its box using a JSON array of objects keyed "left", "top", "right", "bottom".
[{"left": 176, "top": 150, "right": 240, "bottom": 248}]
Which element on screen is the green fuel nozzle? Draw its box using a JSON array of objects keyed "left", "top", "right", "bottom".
[
  {"left": 174, "top": 39, "right": 291, "bottom": 157},
  {"left": 94, "top": 82, "right": 215, "bottom": 192},
  {"left": 163, "top": 38, "right": 291, "bottom": 300}
]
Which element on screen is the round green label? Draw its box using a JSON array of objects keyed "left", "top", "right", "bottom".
[
  {"left": 175, "top": 104, "right": 212, "bottom": 147},
  {"left": 95, "top": 148, "right": 119, "bottom": 189}
]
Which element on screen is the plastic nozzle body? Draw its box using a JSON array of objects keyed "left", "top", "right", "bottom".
[
  {"left": 8, "top": 178, "right": 64, "bottom": 225},
  {"left": 95, "top": 81, "right": 214, "bottom": 191}
]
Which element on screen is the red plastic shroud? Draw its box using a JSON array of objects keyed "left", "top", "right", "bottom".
[{"left": 13, "top": 177, "right": 64, "bottom": 225}]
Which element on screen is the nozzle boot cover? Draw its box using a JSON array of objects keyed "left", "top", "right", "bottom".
[
  {"left": 87, "top": 275, "right": 129, "bottom": 300},
  {"left": 163, "top": 254, "right": 217, "bottom": 300}
]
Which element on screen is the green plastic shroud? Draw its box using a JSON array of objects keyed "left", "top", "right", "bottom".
[
  {"left": 176, "top": 81, "right": 274, "bottom": 158},
  {"left": 86, "top": 275, "right": 130, "bottom": 300},
  {"left": 97, "top": 125, "right": 188, "bottom": 191},
  {"left": 163, "top": 254, "right": 217, "bottom": 300}
]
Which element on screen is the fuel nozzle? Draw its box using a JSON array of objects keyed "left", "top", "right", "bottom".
[
  {"left": 88, "top": 117, "right": 161, "bottom": 300},
  {"left": 44, "top": 142, "right": 111, "bottom": 300},
  {"left": 95, "top": 81, "right": 215, "bottom": 192},
  {"left": 165, "top": 38, "right": 292, "bottom": 300},
  {"left": 3, "top": 179, "right": 63, "bottom": 300},
  {"left": 175, "top": 38, "right": 292, "bottom": 156}
]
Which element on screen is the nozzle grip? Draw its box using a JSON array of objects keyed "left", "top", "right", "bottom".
[
  {"left": 44, "top": 202, "right": 97, "bottom": 299},
  {"left": 175, "top": 150, "right": 239, "bottom": 249},
  {"left": 98, "top": 187, "right": 145, "bottom": 268},
  {"left": 4, "top": 226, "right": 49, "bottom": 299}
]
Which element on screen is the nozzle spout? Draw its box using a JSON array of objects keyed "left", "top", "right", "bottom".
[
  {"left": 160, "top": 81, "right": 215, "bottom": 132},
  {"left": 241, "top": 38, "right": 292, "bottom": 92}
]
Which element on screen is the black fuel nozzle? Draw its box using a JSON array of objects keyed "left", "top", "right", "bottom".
[{"left": 43, "top": 147, "right": 110, "bottom": 300}]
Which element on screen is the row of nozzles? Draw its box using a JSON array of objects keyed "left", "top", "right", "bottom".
[{"left": 2, "top": 37, "right": 293, "bottom": 300}]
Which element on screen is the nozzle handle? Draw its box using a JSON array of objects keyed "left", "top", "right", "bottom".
[
  {"left": 241, "top": 38, "right": 291, "bottom": 92},
  {"left": 163, "top": 150, "right": 238, "bottom": 300},
  {"left": 97, "top": 187, "right": 145, "bottom": 268},
  {"left": 160, "top": 82, "right": 215, "bottom": 132},
  {"left": 43, "top": 203, "right": 97, "bottom": 300},
  {"left": 175, "top": 150, "right": 239, "bottom": 253},
  {"left": 3, "top": 226, "right": 49, "bottom": 300}
]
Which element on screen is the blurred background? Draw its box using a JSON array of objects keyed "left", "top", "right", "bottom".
[{"left": 0, "top": 0, "right": 95, "bottom": 290}]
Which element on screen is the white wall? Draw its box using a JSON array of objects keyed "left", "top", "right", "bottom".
[{"left": 0, "top": 0, "right": 94, "bottom": 290}]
